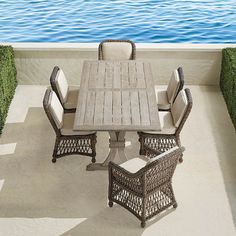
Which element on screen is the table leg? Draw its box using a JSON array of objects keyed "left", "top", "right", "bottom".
[
  {"left": 86, "top": 131, "right": 127, "bottom": 171},
  {"left": 117, "top": 131, "right": 127, "bottom": 162}
]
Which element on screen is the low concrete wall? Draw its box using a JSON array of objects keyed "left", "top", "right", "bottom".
[{"left": 3, "top": 43, "right": 236, "bottom": 85}]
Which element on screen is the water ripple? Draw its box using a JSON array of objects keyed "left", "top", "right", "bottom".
[{"left": 0, "top": 0, "right": 236, "bottom": 43}]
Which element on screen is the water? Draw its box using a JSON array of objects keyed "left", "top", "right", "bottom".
[{"left": 0, "top": 0, "right": 236, "bottom": 43}]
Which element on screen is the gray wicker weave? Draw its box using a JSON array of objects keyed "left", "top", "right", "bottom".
[
  {"left": 98, "top": 39, "right": 136, "bottom": 60},
  {"left": 50, "top": 66, "right": 76, "bottom": 113},
  {"left": 43, "top": 89, "right": 97, "bottom": 163},
  {"left": 108, "top": 146, "right": 183, "bottom": 227},
  {"left": 138, "top": 88, "right": 192, "bottom": 162}
]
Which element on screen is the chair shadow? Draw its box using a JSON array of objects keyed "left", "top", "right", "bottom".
[{"left": 62, "top": 205, "right": 176, "bottom": 235}]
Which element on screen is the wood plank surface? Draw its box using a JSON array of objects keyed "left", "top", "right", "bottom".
[
  {"left": 105, "top": 62, "right": 113, "bottom": 88},
  {"left": 130, "top": 91, "right": 140, "bottom": 125},
  {"left": 104, "top": 91, "right": 113, "bottom": 125},
  {"left": 94, "top": 91, "right": 104, "bottom": 125},
  {"left": 143, "top": 62, "right": 160, "bottom": 126},
  {"left": 138, "top": 90, "right": 150, "bottom": 126},
  {"left": 121, "top": 62, "right": 129, "bottom": 88},
  {"left": 97, "top": 62, "right": 105, "bottom": 88},
  {"left": 113, "top": 62, "right": 121, "bottom": 89},
  {"left": 84, "top": 91, "right": 96, "bottom": 125},
  {"left": 113, "top": 90, "right": 121, "bottom": 125},
  {"left": 121, "top": 91, "right": 131, "bottom": 125},
  {"left": 129, "top": 62, "right": 137, "bottom": 88},
  {"left": 74, "top": 60, "right": 160, "bottom": 131}
]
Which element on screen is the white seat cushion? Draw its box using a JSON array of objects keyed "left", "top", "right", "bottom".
[
  {"left": 166, "top": 70, "right": 180, "bottom": 104},
  {"left": 120, "top": 158, "right": 147, "bottom": 173},
  {"left": 102, "top": 42, "right": 133, "bottom": 60},
  {"left": 155, "top": 86, "right": 171, "bottom": 110},
  {"left": 172, "top": 90, "right": 188, "bottom": 127},
  {"left": 147, "top": 146, "right": 179, "bottom": 164},
  {"left": 61, "top": 113, "right": 96, "bottom": 136},
  {"left": 64, "top": 86, "right": 79, "bottom": 109},
  {"left": 48, "top": 91, "right": 64, "bottom": 129},
  {"left": 55, "top": 69, "right": 69, "bottom": 104},
  {"left": 143, "top": 111, "right": 176, "bottom": 135}
]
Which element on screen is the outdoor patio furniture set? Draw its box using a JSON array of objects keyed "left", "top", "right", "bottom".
[{"left": 43, "top": 40, "right": 193, "bottom": 227}]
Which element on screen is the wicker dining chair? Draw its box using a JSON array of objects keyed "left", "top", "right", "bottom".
[
  {"left": 138, "top": 88, "right": 192, "bottom": 162},
  {"left": 108, "top": 146, "right": 184, "bottom": 228},
  {"left": 98, "top": 39, "right": 136, "bottom": 60},
  {"left": 155, "top": 67, "right": 184, "bottom": 111},
  {"left": 50, "top": 66, "right": 79, "bottom": 113},
  {"left": 43, "top": 88, "right": 97, "bottom": 163}
]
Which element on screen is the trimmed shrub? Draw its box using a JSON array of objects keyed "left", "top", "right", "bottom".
[
  {"left": 0, "top": 45, "right": 17, "bottom": 135},
  {"left": 220, "top": 48, "right": 236, "bottom": 130}
]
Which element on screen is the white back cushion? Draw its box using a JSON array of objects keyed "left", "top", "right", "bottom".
[
  {"left": 55, "top": 69, "right": 69, "bottom": 104},
  {"left": 48, "top": 91, "right": 64, "bottom": 129},
  {"left": 102, "top": 42, "right": 132, "bottom": 60},
  {"left": 166, "top": 70, "right": 180, "bottom": 104},
  {"left": 147, "top": 146, "right": 179, "bottom": 164},
  {"left": 172, "top": 90, "right": 188, "bottom": 127}
]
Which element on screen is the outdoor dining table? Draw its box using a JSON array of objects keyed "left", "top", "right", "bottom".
[{"left": 73, "top": 60, "right": 161, "bottom": 170}]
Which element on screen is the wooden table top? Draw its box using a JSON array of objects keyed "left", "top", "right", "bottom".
[{"left": 73, "top": 60, "right": 160, "bottom": 131}]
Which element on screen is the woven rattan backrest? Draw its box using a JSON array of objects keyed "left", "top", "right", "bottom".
[
  {"left": 144, "top": 147, "right": 182, "bottom": 191},
  {"left": 98, "top": 39, "right": 136, "bottom": 60},
  {"left": 175, "top": 88, "right": 193, "bottom": 135},
  {"left": 43, "top": 88, "right": 61, "bottom": 136}
]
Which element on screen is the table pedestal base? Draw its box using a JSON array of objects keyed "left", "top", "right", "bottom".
[{"left": 86, "top": 131, "right": 127, "bottom": 171}]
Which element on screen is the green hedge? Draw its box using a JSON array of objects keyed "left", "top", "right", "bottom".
[
  {"left": 220, "top": 48, "right": 236, "bottom": 130},
  {"left": 0, "top": 46, "right": 17, "bottom": 135}
]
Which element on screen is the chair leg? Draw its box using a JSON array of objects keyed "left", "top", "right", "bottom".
[
  {"left": 141, "top": 221, "right": 146, "bottom": 228},
  {"left": 175, "top": 136, "right": 183, "bottom": 163},
  {"left": 108, "top": 201, "right": 113, "bottom": 207},
  {"left": 52, "top": 137, "right": 60, "bottom": 163},
  {"left": 138, "top": 133, "right": 146, "bottom": 155},
  {"left": 141, "top": 196, "right": 147, "bottom": 228}
]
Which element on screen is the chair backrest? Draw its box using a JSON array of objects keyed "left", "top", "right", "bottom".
[
  {"left": 166, "top": 67, "right": 185, "bottom": 105},
  {"left": 166, "top": 69, "right": 180, "bottom": 104},
  {"left": 50, "top": 66, "right": 69, "bottom": 105},
  {"left": 144, "top": 147, "right": 183, "bottom": 191},
  {"left": 147, "top": 146, "right": 179, "bottom": 164},
  {"left": 43, "top": 88, "right": 64, "bottom": 135},
  {"left": 98, "top": 39, "right": 136, "bottom": 60},
  {"left": 176, "top": 67, "right": 184, "bottom": 100},
  {"left": 172, "top": 88, "right": 193, "bottom": 134}
]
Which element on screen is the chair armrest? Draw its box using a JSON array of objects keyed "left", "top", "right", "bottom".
[{"left": 108, "top": 161, "right": 145, "bottom": 180}]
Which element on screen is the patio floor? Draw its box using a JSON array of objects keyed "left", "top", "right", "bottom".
[{"left": 0, "top": 85, "right": 236, "bottom": 235}]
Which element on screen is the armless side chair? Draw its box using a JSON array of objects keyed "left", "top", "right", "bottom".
[
  {"left": 138, "top": 88, "right": 192, "bottom": 162},
  {"left": 43, "top": 88, "right": 97, "bottom": 163},
  {"left": 98, "top": 39, "right": 136, "bottom": 60}
]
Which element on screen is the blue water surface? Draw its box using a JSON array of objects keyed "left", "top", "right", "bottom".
[{"left": 0, "top": 0, "right": 236, "bottom": 43}]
